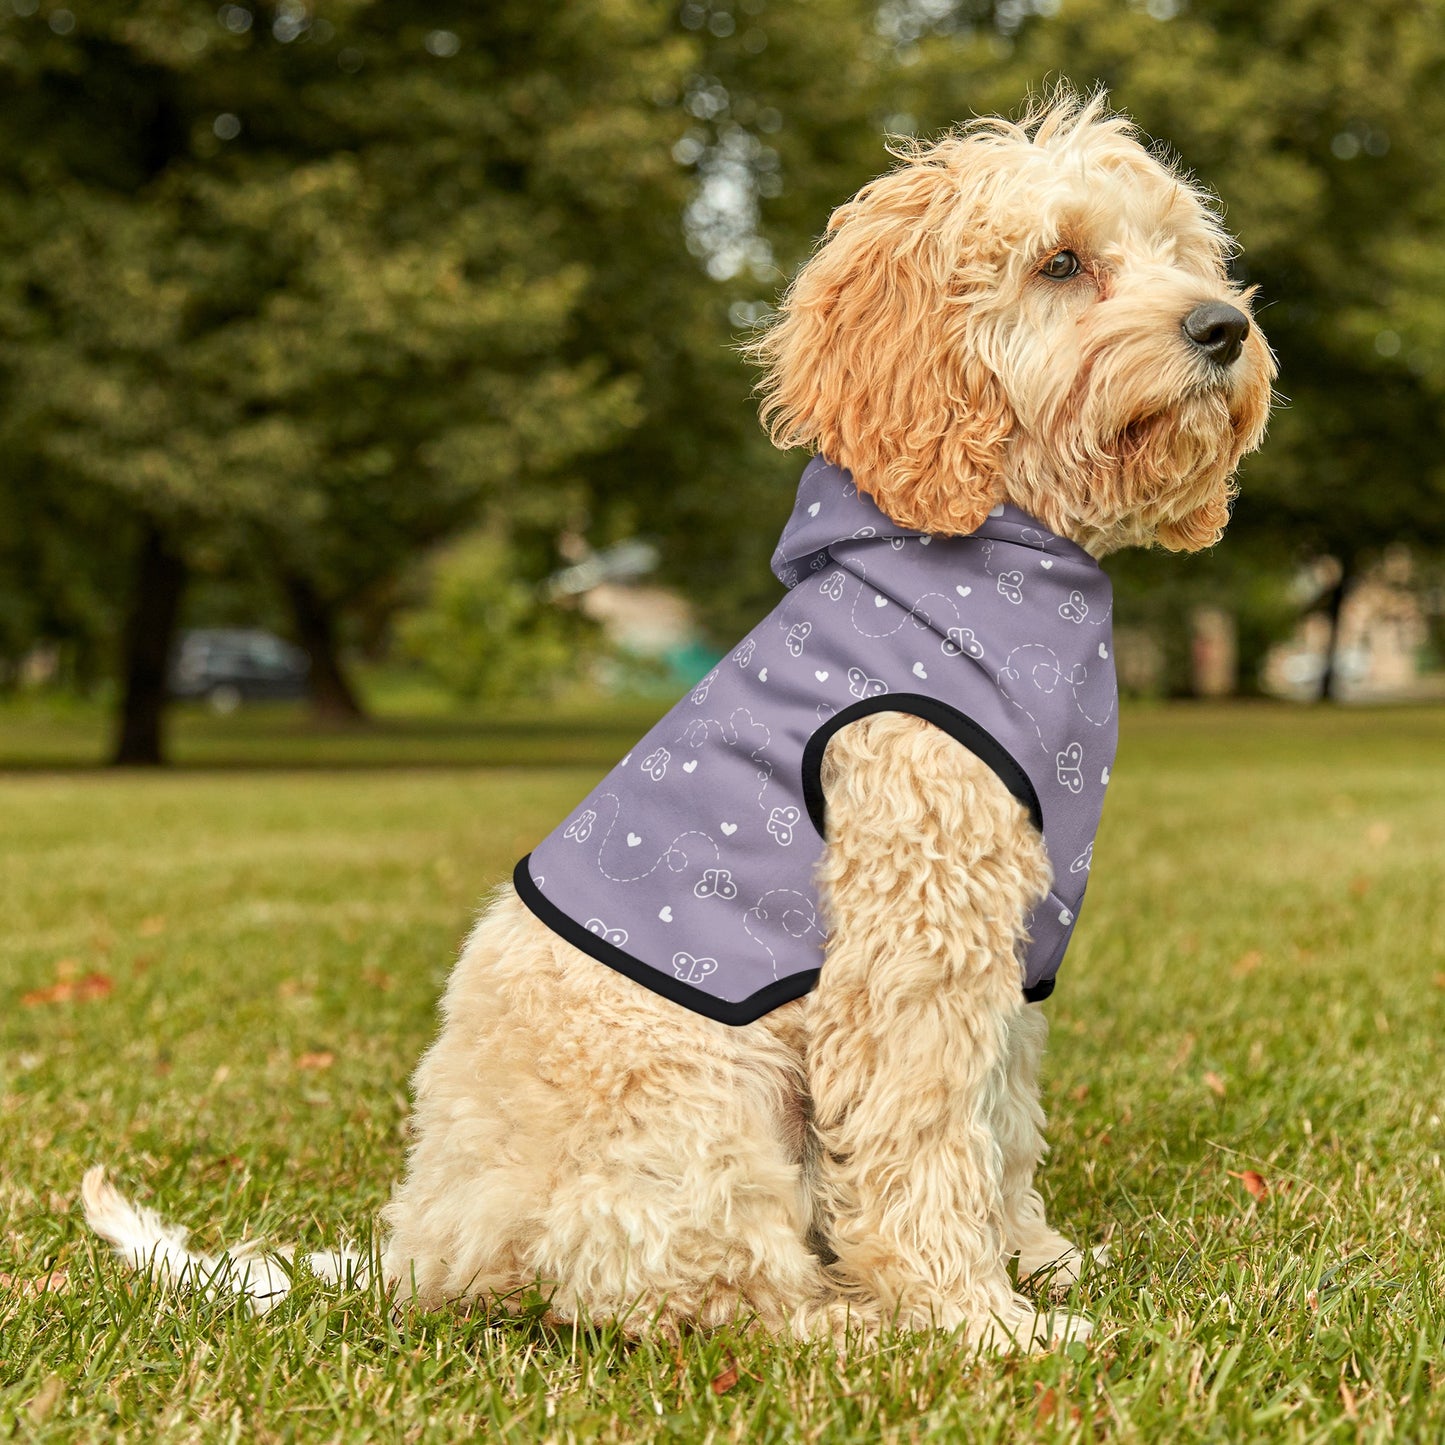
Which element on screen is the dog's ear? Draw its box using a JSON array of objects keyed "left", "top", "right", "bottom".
[{"left": 749, "top": 147, "right": 1012, "bottom": 536}]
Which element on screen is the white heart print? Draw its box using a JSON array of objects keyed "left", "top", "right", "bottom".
[
  {"left": 1101, "top": 766, "right": 1110, "bottom": 785},
  {"left": 682, "top": 760, "right": 698, "bottom": 773},
  {"left": 874, "top": 596, "right": 888, "bottom": 609},
  {"left": 720, "top": 822, "right": 738, "bottom": 836},
  {"left": 658, "top": 906, "right": 673, "bottom": 922},
  {"left": 627, "top": 832, "right": 642, "bottom": 847},
  {"left": 808, "top": 501, "right": 821, "bottom": 517},
  {"left": 1099, "top": 643, "right": 1109, "bottom": 659},
  {"left": 1040, "top": 559, "right": 1053, "bottom": 569},
  {"left": 912, "top": 662, "right": 928, "bottom": 679},
  {"left": 758, "top": 667, "right": 768, "bottom": 682},
  {"left": 956, "top": 585, "right": 971, "bottom": 598},
  {"left": 814, "top": 670, "right": 829, "bottom": 682}
]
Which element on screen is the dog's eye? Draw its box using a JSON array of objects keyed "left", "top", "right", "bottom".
[{"left": 1040, "top": 250, "right": 1081, "bottom": 280}]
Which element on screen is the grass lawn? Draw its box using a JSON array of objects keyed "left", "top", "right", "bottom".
[{"left": 2, "top": 701, "right": 1443, "bottom": 1442}]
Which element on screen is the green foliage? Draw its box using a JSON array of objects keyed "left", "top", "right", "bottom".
[
  {"left": 3, "top": 0, "right": 1445, "bottom": 705},
  {"left": 0, "top": 0, "right": 696, "bottom": 670},
  {"left": 396, "top": 533, "right": 596, "bottom": 704}
]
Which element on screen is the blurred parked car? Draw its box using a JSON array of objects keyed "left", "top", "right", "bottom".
[{"left": 169, "top": 629, "right": 310, "bottom": 712}]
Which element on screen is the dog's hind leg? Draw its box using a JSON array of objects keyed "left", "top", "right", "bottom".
[
  {"left": 383, "top": 893, "right": 831, "bottom": 1337},
  {"left": 804, "top": 713, "right": 1091, "bottom": 1350},
  {"left": 515, "top": 987, "right": 832, "bottom": 1340}
]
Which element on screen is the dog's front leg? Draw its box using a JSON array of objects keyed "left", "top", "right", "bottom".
[
  {"left": 805, "top": 713, "right": 1089, "bottom": 1350},
  {"left": 993, "top": 1005, "right": 1096, "bottom": 1290}
]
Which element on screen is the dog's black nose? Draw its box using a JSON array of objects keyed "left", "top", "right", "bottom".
[{"left": 1182, "top": 302, "right": 1250, "bottom": 367}]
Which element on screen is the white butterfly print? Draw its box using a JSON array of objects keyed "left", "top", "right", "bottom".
[
  {"left": 941, "top": 627, "right": 983, "bottom": 659},
  {"left": 847, "top": 667, "right": 888, "bottom": 699},
  {"left": 766, "top": 806, "right": 801, "bottom": 846},
  {"left": 997, "top": 570, "right": 1025, "bottom": 605},
  {"left": 693, "top": 868, "right": 738, "bottom": 900},
  {"left": 641, "top": 747, "right": 671, "bottom": 781},
  {"left": 733, "top": 638, "right": 755, "bottom": 668},
  {"left": 785, "top": 621, "right": 812, "bottom": 657},
  {"left": 818, "top": 571, "right": 846, "bottom": 601},
  {"left": 690, "top": 669, "right": 718, "bottom": 705},
  {"left": 584, "top": 918, "right": 629, "bottom": 947},
  {"left": 1069, "top": 842, "right": 1094, "bottom": 875},
  {"left": 1056, "top": 741, "right": 1084, "bottom": 794},
  {"left": 1058, "top": 590, "right": 1090, "bottom": 623},
  {"left": 563, "top": 809, "right": 597, "bottom": 843},
  {"left": 672, "top": 951, "right": 718, "bottom": 984}
]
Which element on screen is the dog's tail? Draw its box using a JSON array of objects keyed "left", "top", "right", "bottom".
[{"left": 81, "top": 1166, "right": 368, "bottom": 1315}]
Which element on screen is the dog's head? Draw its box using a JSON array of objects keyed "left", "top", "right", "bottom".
[{"left": 751, "top": 90, "right": 1275, "bottom": 554}]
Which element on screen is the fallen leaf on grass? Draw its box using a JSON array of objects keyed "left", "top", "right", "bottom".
[
  {"left": 1203, "top": 1071, "right": 1227, "bottom": 1098},
  {"left": 711, "top": 1358, "right": 740, "bottom": 1395},
  {"left": 1228, "top": 1169, "right": 1269, "bottom": 1201},
  {"left": 1433, "top": 973, "right": 1445, "bottom": 991},
  {"left": 362, "top": 968, "right": 394, "bottom": 992},
  {"left": 138, "top": 915, "right": 167, "bottom": 937},
  {"left": 0, "top": 1268, "right": 70, "bottom": 1299},
  {"left": 295, "top": 1051, "right": 335, "bottom": 1071},
  {"left": 1364, "top": 822, "right": 1391, "bottom": 848},
  {"left": 1033, "top": 1384, "right": 1083, "bottom": 1428},
  {"left": 1231, "top": 950, "right": 1263, "bottom": 977},
  {"left": 21, "top": 973, "right": 114, "bottom": 1007},
  {"left": 1070, "top": 1084, "right": 1089, "bottom": 1102}
]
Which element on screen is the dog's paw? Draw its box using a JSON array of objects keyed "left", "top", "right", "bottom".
[
  {"left": 970, "top": 1296, "right": 1093, "bottom": 1354},
  {"left": 1017, "top": 1237, "right": 1109, "bottom": 1294}
]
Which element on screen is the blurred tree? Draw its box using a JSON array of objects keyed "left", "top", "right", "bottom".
[{"left": 0, "top": 0, "right": 688, "bottom": 758}]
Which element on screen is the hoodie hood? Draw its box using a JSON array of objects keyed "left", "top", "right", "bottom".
[{"left": 771, "top": 455, "right": 1096, "bottom": 586}]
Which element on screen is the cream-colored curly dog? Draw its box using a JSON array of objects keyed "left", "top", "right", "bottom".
[{"left": 85, "top": 93, "right": 1273, "bottom": 1351}]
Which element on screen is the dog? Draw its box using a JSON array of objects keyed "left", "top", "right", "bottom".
[{"left": 85, "top": 90, "right": 1273, "bottom": 1351}]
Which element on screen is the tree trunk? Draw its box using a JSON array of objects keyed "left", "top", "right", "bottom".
[
  {"left": 1317, "top": 557, "right": 1354, "bottom": 703},
  {"left": 112, "top": 523, "right": 187, "bottom": 766},
  {"left": 283, "top": 572, "right": 366, "bottom": 723}
]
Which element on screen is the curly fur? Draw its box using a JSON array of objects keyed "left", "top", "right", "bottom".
[{"left": 85, "top": 89, "right": 1273, "bottom": 1353}]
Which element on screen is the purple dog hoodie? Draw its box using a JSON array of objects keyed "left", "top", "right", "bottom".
[{"left": 517, "top": 456, "right": 1117, "bottom": 1025}]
